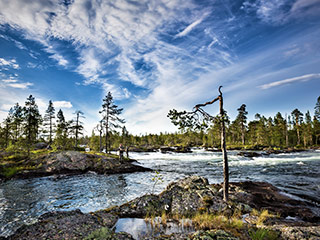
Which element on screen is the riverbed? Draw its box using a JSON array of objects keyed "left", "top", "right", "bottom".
[{"left": 1, "top": 150, "right": 319, "bottom": 237}]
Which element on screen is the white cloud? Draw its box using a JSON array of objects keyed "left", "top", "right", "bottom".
[
  {"left": 2, "top": 79, "right": 18, "bottom": 83},
  {"left": 49, "top": 53, "right": 69, "bottom": 67},
  {"left": 1, "top": 103, "right": 14, "bottom": 111},
  {"left": 242, "top": 0, "right": 320, "bottom": 24},
  {"left": 0, "top": 57, "right": 19, "bottom": 69},
  {"left": 53, "top": 101, "right": 73, "bottom": 108},
  {"left": 175, "top": 11, "right": 210, "bottom": 38},
  {"left": 259, "top": 73, "right": 320, "bottom": 89},
  {"left": 6, "top": 82, "right": 33, "bottom": 89},
  {"left": 291, "top": 0, "right": 320, "bottom": 15}
]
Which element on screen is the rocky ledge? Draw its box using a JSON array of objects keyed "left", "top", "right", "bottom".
[
  {"left": 5, "top": 176, "right": 320, "bottom": 240},
  {"left": 0, "top": 151, "right": 151, "bottom": 179}
]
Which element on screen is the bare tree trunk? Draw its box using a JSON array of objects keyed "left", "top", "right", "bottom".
[
  {"left": 297, "top": 127, "right": 300, "bottom": 145},
  {"left": 193, "top": 86, "right": 229, "bottom": 201},
  {"left": 220, "top": 94, "right": 229, "bottom": 202}
]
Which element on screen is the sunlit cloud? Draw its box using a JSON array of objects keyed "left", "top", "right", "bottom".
[
  {"left": 53, "top": 101, "right": 73, "bottom": 109},
  {"left": 6, "top": 82, "right": 33, "bottom": 89},
  {"left": 0, "top": 57, "right": 19, "bottom": 69},
  {"left": 259, "top": 73, "right": 320, "bottom": 90}
]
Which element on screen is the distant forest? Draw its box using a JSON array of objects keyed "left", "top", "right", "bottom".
[{"left": 1, "top": 93, "right": 320, "bottom": 153}]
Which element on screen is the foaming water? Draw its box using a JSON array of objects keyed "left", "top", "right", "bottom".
[{"left": 0, "top": 150, "right": 319, "bottom": 237}]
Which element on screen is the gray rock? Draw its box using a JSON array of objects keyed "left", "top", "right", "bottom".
[{"left": 8, "top": 210, "right": 122, "bottom": 240}]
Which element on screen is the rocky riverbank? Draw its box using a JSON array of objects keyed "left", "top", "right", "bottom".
[
  {"left": 5, "top": 176, "right": 320, "bottom": 240},
  {"left": 0, "top": 150, "right": 151, "bottom": 180}
]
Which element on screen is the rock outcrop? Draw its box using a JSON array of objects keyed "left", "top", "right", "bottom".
[
  {"left": 2, "top": 151, "right": 151, "bottom": 179},
  {"left": 108, "top": 176, "right": 319, "bottom": 222},
  {"left": 6, "top": 210, "right": 133, "bottom": 240},
  {"left": 6, "top": 176, "right": 320, "bottom": 240}
]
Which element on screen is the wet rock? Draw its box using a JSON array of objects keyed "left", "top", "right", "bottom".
[
  {"left": 160, "top": 146, "right": 192, "bottom": 153},
  {"left": 265, "top": 148, "right": 307, "bottom": 155},
  {"left": 34, "top": 142, "right": 48, "bottom": 150},
  {"left": 237, "top": 151, "right": 263, "bottom": 158},
  {"left": 7, "top": 210, "right": 122, "bottom": 240},
  {"left": 230, "top": 181, "right": 319, "bottom": 222}
]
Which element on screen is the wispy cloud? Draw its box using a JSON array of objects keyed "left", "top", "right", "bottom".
[
  {"left": 53, "top": 101, "right": 72, "bottom": 108},
  {"left": 1, "top": 78, "right": 33, "bottom": 89},
  {"left": 175, "top": 11, "right": 210, "bottom": 38},
  {"left": 2, "top": 79, "right": 18, "bottom": 83},
  {"left": 242, "top": 0, "right": 320, "bottom": 24},
  {"left": 259, "top": 73, "right": 320, "bottom": 89},
  {"left": 0, "top": 57, "right": 19, "bottom": 69},
  {"left": 6, "top": 82, "right": 33, "bottom": 89}
]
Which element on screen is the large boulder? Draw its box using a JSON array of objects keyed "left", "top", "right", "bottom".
[{"left": 107, "top": 176, "right": 228, "bottom": 217}]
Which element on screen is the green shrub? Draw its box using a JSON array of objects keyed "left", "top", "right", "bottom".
[
  {"left": 249, "top": 228, "right": 280, "bottom": 240},
  {"left": 84, "top": 227, "right": 113, "bottom": 240}
]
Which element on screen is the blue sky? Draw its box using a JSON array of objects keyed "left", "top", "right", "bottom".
[{"left": 0, "top": 0, "right": 319, "bottom": 135}]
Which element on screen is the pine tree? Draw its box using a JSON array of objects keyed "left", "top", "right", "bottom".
[
  {"left": 235, "top": 104, "right": 248, "bottom": 145},
  {"left": 273, "top": 112, "right": 286, "bottom": 147},
  {"left": 291, "top": 108, "right": 303, "bottom": 146},
  {"left": 55, "top": 109, "right": 69, "bottom": 149},
  {"left": 315, "top": 96, "right": 320, "bottom": 121},
  {"left": 44, "top": 100, "right": 55, "bottom": 144},
  {"left": 9, "top": 103, "right": 23, "bottom": 143},
  {"left": 303, "top": 111, "right": 312, "bottom": 147},
  {"left": 2, "top": 116, "right": 12, "bottom": 148},
  {"left": 23, "top": 95, "right": 42, "bottom": 154},
  {"left": 314, "top": 97, "right": 320, "bottom": 145},
  {"left": 100, "top": 92, "right": 125, "bottom": 153},
  {"left": 72, "top": 110, "right": 85, "bottom": 149}
]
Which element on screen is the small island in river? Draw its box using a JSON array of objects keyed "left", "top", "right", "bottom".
[{"left": 0, "top": 150, "right": 151, "bottom": 180}]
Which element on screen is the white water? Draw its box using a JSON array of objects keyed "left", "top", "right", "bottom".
[{"left": 0, "top": 150, "right": 319, "bottom": 237}]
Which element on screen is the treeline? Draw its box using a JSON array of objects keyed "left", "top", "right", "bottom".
[
  {"left": 1, "top": 94, "right": 320, "bottom": 153},
  {"left": 0, "top": 92, "right": 125, "bottom": 153},
  {"left": 0, "top": 95, "right": 85, "bottom": 153},
  {"left": 87, "top": 96, "right": 320, "bottom": 150}
]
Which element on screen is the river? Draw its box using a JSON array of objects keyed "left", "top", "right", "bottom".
[{"left": 1, "top": 150, "right": 319, "bottom": 237}]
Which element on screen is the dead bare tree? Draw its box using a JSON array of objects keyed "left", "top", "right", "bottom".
[{"left": 168, "top": 86, "right": 229, "bottom": 201}]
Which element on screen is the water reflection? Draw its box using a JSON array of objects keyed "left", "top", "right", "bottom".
[{"left": 115, "top": 217, "right": 194, "bottom": 240}]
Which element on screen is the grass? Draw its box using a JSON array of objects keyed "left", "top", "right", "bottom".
[
  {"left": 192, "top": 212, "right": 243, "bottom": 231},
  {"left": 84, "top": 227, "right": 114, "bottom": 240},
  {"left": 248, "top": 228, "right": 280, "bottom": 240},
  {"left": 252, "top": 209, "right": 278, "bottom": 225}
]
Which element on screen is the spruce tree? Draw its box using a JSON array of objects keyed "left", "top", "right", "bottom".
[
  {"left": 315, "top": 96, "right": 320, "bottom": 121},
  {"left": 314, "top": 96, "right": 320, "bottom": 144},
  {"left": 235, "top": 104, "right": 248, "bottom": 145},
  {"left": 23, "top": 95, "right": 42, "bottom": 154},
  {"left": 291, "top": 108, "right": 303, "bottom": 146},
  {"left": 3, "top": 116, "right": 12, "bottom": 148},
  {"left": 55, "top": 109, "right": 69, "bottom": 149},
  {"left": 100, "top": 92, "right": 125, "bottom": 153},
  {"left": 72, "top": 110, "right": 84, "bottom": 149},
  {"left": 9, "top": 103, "right": 23, "bottom": 143},
  {"left": 44, "top": 100, "right": 55, "bottom": 144}
]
